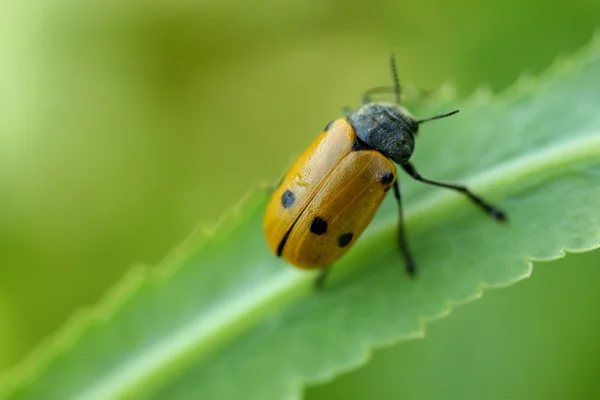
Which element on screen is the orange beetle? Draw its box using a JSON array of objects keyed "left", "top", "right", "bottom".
[{"left": 264, "top": 57, "right": 505, "bottom": 288}]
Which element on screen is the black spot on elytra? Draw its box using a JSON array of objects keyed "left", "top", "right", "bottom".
[
  {"left": 352, "top": 137, "right": 370, "bottom": 151},
  {"left": 310, "top": 217, "right": 328, "bottom": 235},
  {"left": 380, "top": 172, "right": 394, "bottom": 185},
  {"left": 337, "top": 233, "right": 354, "bottom": 247},
  {"left": 281, "top": 189, "right": 295, "bottom": 208}
]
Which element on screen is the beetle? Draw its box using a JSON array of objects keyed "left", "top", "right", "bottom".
[{"left": 263, "top": 56, "right": 506, "bottom": 288}]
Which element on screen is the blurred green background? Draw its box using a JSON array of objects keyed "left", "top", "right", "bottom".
[{"left": 1, "top": 0, "right": 600, "bottom": 398}]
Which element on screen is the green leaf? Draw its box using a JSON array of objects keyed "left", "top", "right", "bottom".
[
  {"left": 3, "top": 33, "right": 600, "bottom": 400},
  {"left": 306, "top": 250, "right": 600, "bottom": 400}
]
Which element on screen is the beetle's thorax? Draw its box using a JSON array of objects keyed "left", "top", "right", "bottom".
[{"left": 347, "top": 102, "right": 417, "bottom": 164}]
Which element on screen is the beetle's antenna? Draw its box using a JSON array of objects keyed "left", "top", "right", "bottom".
[
  {"left": 390, "top": 55, "right": 401, "bottom": 104},
  {"left": 415, "top": 109, "right": 460, "bottom": 125}
]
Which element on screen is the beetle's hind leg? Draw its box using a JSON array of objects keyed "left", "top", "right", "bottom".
[
  {"left": 314, "top": 267, "right": 331, "bottom": 290},
  {"left": 392, "top": 180, "right": 417, "bottom": 276}
]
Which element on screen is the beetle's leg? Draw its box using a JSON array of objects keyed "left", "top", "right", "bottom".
[
  {"left": 362, "top": 86, "right": 396, "bottom": 104},
  {"left": 392, "top": 180, "right": 416, "bottom": 275},
  {"left": 314, "top": 267, "right": 331, "bottom": 290},
  {"left": 401, "top": 162, "right": 506, "bottom": 221},
  {"left": 342, "top": 107, "right": 353, "bottom": 119},
  {"left": 272, "top": 176, "right": 284, "bottom": 192},
  {"left": 262, "top": 176, "right": 283, "bottom": 194},
  {"left": 361, "top": 85, "right": 434, "bottom": 106}
]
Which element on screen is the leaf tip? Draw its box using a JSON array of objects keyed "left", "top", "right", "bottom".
[
  {"left": 470, "top": 83, "right": 494, "bottom": 104},
  {"left": 513, "top": 72, "right": 536, "bottom": 95},
  {"left": 436, "top": 81, "right": 458, "bottom": 102},
  {"left": 592, "top": 28, "right": 600, "bottom": 48}
]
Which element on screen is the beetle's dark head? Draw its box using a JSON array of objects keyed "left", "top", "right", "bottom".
[
  {"left": 347, "top": 102, "right": 417, "bottom": 164},
  {"left": 347, "top": 102, "right": 460, "bottom": 164},
  {"left": 348, "top": 56, "right": 459, "bottom": 164}
]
